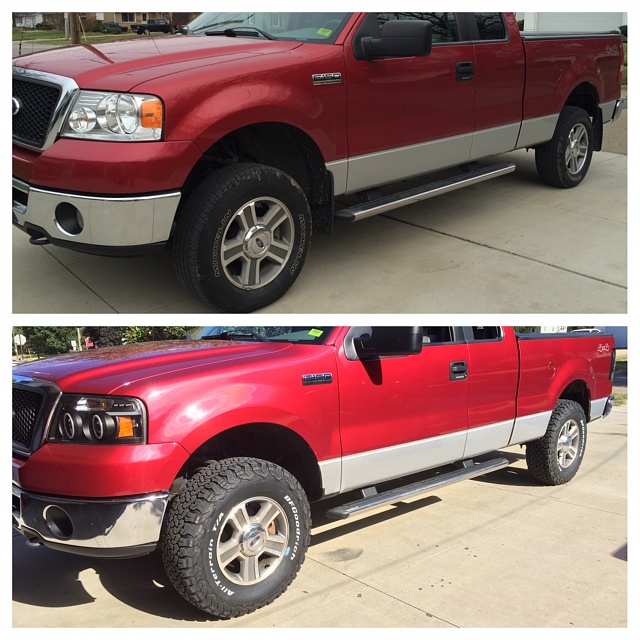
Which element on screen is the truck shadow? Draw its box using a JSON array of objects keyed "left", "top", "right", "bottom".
[
  {"left": 11, "top": 533, "right": 214, "bottom": 622},
  {"left": 10, "top": 451, "right": 543, "bottom": 622},
  {"left": 310, "top": 449, "right": 535, "bottom": 544}
]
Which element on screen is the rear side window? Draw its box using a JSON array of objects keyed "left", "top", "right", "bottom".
[
  {"left": 422, "top": 327, "right": 454, "bottom": 344},
  {"left": 375, "top": 13, "right": 459, "bottom": 43},
  {"left": 471, "top": 326, "right": 502, "bottom": 341},
  {"left": 473, "top": 13, "right": 506, "bottom": 40}
]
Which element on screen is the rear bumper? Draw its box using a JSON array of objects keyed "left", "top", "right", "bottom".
[
  {"left": 611, "top": 97, "right": 627, "bottom": 122},
  {"left": 590, "top": 395, "right": 615, "bottom": 421},
  {"left": 13, "top": 177, "right": 180, "bottom": 255},
  {"left": 12, "top": 484, "right": 168, "bottom": 558}
]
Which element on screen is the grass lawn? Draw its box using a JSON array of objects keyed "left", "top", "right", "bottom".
[{"left": 12, "top": 27, "right": 143, "bottom": 44}]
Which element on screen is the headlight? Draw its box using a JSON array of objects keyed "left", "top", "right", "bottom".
[
  {"left": 62, "top": 91, "right": 163, "bottom": 141},
  {"left": 48, "top": 395, "right": 147, "bottom": 444}
]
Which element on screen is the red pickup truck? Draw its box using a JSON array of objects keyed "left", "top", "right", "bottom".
[
  {"left": 12, "top": 12, "right": 626, "bottom": 312},
  {"left": 12, "top": 326, "right": 616, "bottom": 618}
]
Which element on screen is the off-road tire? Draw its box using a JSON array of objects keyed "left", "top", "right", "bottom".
[
  {"left": 174, "top": 163, "right": 311, "bottom": 312},
  {"left": 535, "top": 106, "right": 594, "bottom": 188},
  {"left": 161, "top": 457, "right": 311, "bottom": 619},
  {"left": 526, "top": 399, "right": 587, "bottom": 485}
]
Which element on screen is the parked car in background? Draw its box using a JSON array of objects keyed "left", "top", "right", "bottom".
[
  {"left": 132, "top": 18, "right": 171, "bottom": 34},
  {"left": 100, "top": 21, "right": 124, "bottom": 34}
]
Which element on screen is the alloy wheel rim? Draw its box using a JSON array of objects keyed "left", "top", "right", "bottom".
[
  {"left": 215, "top": 496, "right": 289, "bottom": 585},
  {"left": 565, "top": 123, "right": 589, "bottom": 175},
  {"left": 557, "top": 419, "right": 580, "bottom": 468},
  {"left": 220, "top": 197, "right": 294, "bottom": 290}
]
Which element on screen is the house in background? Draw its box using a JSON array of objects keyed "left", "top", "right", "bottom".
[
  {"left": 516, "top": 12, "right": 627, "bottom": 32},
  {"left": 538, "top": 326, "right": 627, "bottom": 348},
  {"left": 13, "top": 13, "right": 46, "bottom": 28},
  {"left": 594, "top": 327, "right": 628, "bottom": 348},
  {"left": 13, "top": 12, "right": 199, "bottom": 31}
]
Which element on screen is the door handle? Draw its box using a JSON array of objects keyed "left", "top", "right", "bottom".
[
  {"left": 450, "top": 361, "right": 468, "bottom": 381},
  {"left": 456, "top": 61, "right": 474, "bottom": 82}
]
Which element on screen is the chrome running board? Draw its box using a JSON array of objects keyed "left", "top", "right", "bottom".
[
  {"left": 325, "top": 457, "right": 510, "bottom": 520},
  {"left": 334, "top": 162, "right": 516, "bottom": 222}
]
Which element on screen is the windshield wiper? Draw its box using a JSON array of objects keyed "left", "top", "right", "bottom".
[
  {"left": 208, "top": 330, "right": 268, "bottom": 342},
  {"left": 204, "top": 27, "right": 277, "bottom": 40}
]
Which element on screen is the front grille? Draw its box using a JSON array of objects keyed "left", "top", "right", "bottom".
[
  {"left": 13, "top": 386, "right": 47, "bottom": 451},
  {"left": 13, "top": 77, "right": 62, "bottom": 148}
]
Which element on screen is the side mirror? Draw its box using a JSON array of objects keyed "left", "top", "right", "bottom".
[
  {"left": 361, "top": 20, "right": 433, "bottom": 59},
  {"left": 356, "top": 327, "right": 423, "bottom": 358}
]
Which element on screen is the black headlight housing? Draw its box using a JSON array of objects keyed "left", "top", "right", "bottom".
[{"left": 48, "top": 395, "right": 147, "bottom": 444}]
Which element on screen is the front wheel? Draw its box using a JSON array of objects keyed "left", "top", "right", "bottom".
[
  {"left": 161, "top": 458, "right": 311, "bottom": 619},
  {"left": 526, "top": 399, "right": 587, "bottom": 485},
  {"left": 535, "top": 106, "right": 594, "bottom": 188},
  {"left": 175, "top": 163, "right": 311, "bottom": 312}
]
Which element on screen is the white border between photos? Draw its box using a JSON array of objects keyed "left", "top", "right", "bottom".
[{"left": 8, "top": 0, "right": 634, "bottom": 635}]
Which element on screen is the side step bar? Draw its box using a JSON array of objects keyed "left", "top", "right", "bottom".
[
  {"left": 334, "top": 162, "right": 516, "bottom": 222},
  {"left": 325, "top": 457, "right": 510, "bottom": 520}
]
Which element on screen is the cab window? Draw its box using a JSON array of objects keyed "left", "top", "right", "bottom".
[{"left": 374, "top": 13, "right": 460, "bottom": 43}]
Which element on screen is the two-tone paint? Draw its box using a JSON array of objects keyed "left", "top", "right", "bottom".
[
  {"left": 12, "top": 13, "right": 624, "bottom": 253},
  {"left": 13, "top": 327, "right": 614, "bottom": 501}
]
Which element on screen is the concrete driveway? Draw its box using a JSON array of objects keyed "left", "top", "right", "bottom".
[
  {"left": 12, "top": 146, "right": 627, "bottom": 314},
  {"left": 12, "top": 404, "right": 627, "bottom": 628}
]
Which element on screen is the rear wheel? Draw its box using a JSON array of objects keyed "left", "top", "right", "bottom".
[
  {"left": 535, "top": 106, "right": 594, "bottom": 188},
  {"left": 161, "top": 457, "right": 311, "bottom": 618},
  {"left": 526, "top": 399, "right": 587, "bottom": 485}
]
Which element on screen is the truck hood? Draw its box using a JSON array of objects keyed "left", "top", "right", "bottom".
[
  {"left": 12, "top": 340, "right": 292, "bottom": 394},
  {"left": 12, "top": 36, "right": 303, "bottom": 91}
]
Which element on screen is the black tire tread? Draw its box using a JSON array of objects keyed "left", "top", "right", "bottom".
[
  {"left": 526, "top": 399, "right": 586, "bottom": 486},
  {"left": 535, "top": 106, "right": 593, "bottom": 189},
  {"left": 174, "top": 163, "right": 310, "bottom": 312},
  {"left": 161, "top": 457, "right": 310, "bottom": 619}
]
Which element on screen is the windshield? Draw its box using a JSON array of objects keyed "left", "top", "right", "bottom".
[
  {"left": 190, "top": 326, "right": 334, "bottom": 345},
  {"left": 185, "top": 12, "right": 351, "bottom": 43}
]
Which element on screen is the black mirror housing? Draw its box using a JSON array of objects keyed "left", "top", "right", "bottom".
[
  {"left": 361, "top": 20, "right": 433, "bottom": 59},
  {"left": 356, "top": 327, "right": 423, "bottom": 358}
]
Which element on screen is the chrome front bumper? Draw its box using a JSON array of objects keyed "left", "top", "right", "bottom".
[
  {"left": 12, "top": 177, "right": 180, "bottom": 252},
  {"left": 12, "top": 484, "right": 169, "bottom": 558}
]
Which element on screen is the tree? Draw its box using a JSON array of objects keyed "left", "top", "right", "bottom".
[
  {"left": 82, "top": 327, "right": 196, "bottom": 347},
  {"left": 83, "top": 326, "right": 125, "bottom": 347},
  {"left": 12, "top": 327, "right": 76, "bottom": 358},
  {"left": 514, "top": 326, "right": 537, "bottom": 334}
]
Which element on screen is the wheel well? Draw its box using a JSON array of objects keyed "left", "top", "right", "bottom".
[
  {"left": 559, "top": 380, "right": 591, "bottom": 421},
  {"left": 175, "top": 423, "right": 324, "bottom": 501},
  {"left": 561, "top": 82, "right": 603, "bottom": 153},
  {"left": 178, "top": 122, "right": 334, "bottom": 234},
  {"left": 565, "top": 82, "right": 598, "bottom": 119}
]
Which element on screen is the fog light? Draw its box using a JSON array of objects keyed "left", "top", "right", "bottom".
[
  {"left": 55, "top": 202, "right": 84, "bottom": 236},
  {"left": 43, "top": 505, "right": 73, "bottom": 539}
]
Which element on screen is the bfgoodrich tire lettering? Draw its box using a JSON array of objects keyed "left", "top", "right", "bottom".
[
  {"left": 161, "top": 457, "right": 311, "bottom": 619},
  {"left": 526, "top": 399, "right": 587, "bottom": 485},
  {"left": 535, "top": 106, "right": 594, "bottom": 188},
  {"left": 175, "top": 163, "right": 311, "bottom": 312}
]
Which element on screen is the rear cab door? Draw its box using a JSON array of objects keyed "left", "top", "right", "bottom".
[
  {"left": 464, "top": 12, "right": 526, "bottom": 159},
  {"left": 461, "top": 326, "right": 520, "bottom": 457}
]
